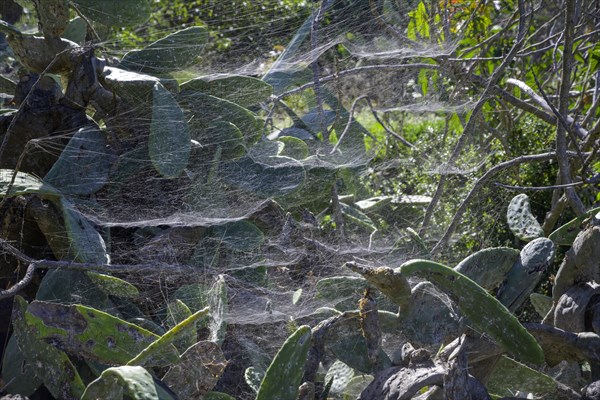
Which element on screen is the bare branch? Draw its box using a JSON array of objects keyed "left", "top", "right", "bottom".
[{"left": 431, "top": 151, "right": 584, "bottom": 256}]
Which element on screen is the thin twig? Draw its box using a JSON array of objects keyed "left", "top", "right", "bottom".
[
  {"left": 554, "top": 0, "right": 586, "bottom": 216},
  {"left": 421, "top": 0, "right": 530, "bottom": 236},
  {"left": 430, "top": 151, "right": 583, "bottom": 256},
  {"left": 0, "top": 262, "right": 36, "bottom": 300},
  {"left": 310, "top": 0, "right": 327, "bottom": 140},
  {"left": 0, "top": 238, "right": 199, "bottom": 279},
  {"left": 494, "top": 181, "right": 584, "bottom": 191},
  {"left": 330, "top": 95, "right": 414, "bottom": 155}
]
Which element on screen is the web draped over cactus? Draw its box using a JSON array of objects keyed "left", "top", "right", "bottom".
[{"left": 0, "top": 1, "right": 599, "bottom": 400}]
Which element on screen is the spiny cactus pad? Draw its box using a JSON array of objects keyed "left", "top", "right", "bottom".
[
  {"left": 256, "top": 325, "right": 312, "bottom": 400},
  {"left": 399, "top": 259, "right": 545, "bottom": 365},
  {"left": 507, "top": 193, "right": 544, "bottom": 241}
]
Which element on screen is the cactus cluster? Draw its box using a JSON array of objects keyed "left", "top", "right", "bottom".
[{"left": 0, "top": 1, "right": 599, "bottom": 399}]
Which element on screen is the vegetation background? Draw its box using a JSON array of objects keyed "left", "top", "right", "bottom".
[{"left": 0, "top": 0, "right": 598, "bottom": 399}]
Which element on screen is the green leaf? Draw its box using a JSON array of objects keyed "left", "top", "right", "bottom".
[
  {"left": 44, "top": 125, "right": 113, "bottom": 195},
  {"left": 71, "top": 0, "right": 151, "bottom": 27},
  {"left": 81, "top": 366, "right": 176, "bottom": 400},
  {"left": 415, "top": 1, "right": 430, "bottom": 38},
  {"left": 120, "top": 27, "right": 208, "bottom": 73},
  {"left": 11, "top": 296, "right": 86, "bottom": 400},
  {"left": 165, "top": 299, "right": 195, "bottom": 352},
  {"left": 256, "top": 325, "right": 312, "bottom": 400},
  {"left": 180, "top": 74, "right": 273, "bottom": 107},
  {"left": 149, "top": 82, "right": 191, "bottom": 178},
  {"left": 399, "top": 259, "right": 545, "bottom": 365},
  {"left": 25, "top": 300, "right": 179, "bottom": 366}
]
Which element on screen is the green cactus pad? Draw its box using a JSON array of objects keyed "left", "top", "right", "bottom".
[
  {"left": 71, "top": 0, "right": 151, "bottom": 27},
  {"left": 127, "top": 307, "right": 209, "bottom": 366},
  {"left": 34, "top": 0, "right": 69, "bottom": 37},
  {"left": 162, "top": 341, "right": 227, "bottom": 399},
  {"left": 256, "top": 325, "right": 312, "bottom": 400},
  {"left": 340, "top": 202, "right": 377, "bottom": 232},
  {"left": 497, "top": 237, "right": 555, "bottom": 312},
  {"left": 101, "top": 66, "right": 161, "bottom": 104},
  {"left": 454, "top": 247, "right": 520, "bottom": 291},
  {"left": 81, "top": 365, "right": 175, "bottom": 400},
  {"left": 325, "top": 360, "right": 355, "bottom": 395},
  {"left": 86, "top": 272, "right": 140, "bottom": 298},
  {"left": 61, "top": 17, "right": 87, "bottom": 44},
  {"left": 180, "top": 74, "right": 273, "bottom": 107},
  {"left": 244, "top": 366, "right": 265, "bottom": 393},
  {"left": 165, "top": 299, "right": 195, "bottom": 352},
  {"left": 25, "top": 300, "right": 179, "bottom": 366},
  {"left": 149, "top": 82, "right": 191, "bottom": 178},
  {"left": 204, "top": 121, "right": 246, "bottom": 160},
  {"left": 1, "top": 336, "right": 43, "bottom": 396},
  {"left": 548, "top": 206, "right": 600, "bottom": 246},
  {"left": 179, "top": 92, "right": 262, "bottom": 146},
  {"left": 399, "top": 259, "right": 545, "bottom": 365},
  {"left": 213, "top": 220, "right": 264, "bottom": 252},
  {"left": 60, "top": 197, "right": 110, "bottom": 263},
  {"left": 0, "top": 170, "right": 108, "bottom": 264},
  {"left": 507, "top": 193, "right": 544, "bottom": 241},
  {"left": 277, "top": 136, "right": 310, "bottom": 159},
  {"left": 530, "top": 293, "right": 553, "bottom": 319},
  {"left": 120, "top": 27, "right": 208, "bottom": 73},
  {"left": 44, "top": 125, "right": 113, "bottom": 195},
  {"left": 486, "top": 356, "right": 559, "bottom": 398},
  {"left": 12, "top": 296, "right": 86, "bottom": 400},
  {"left": 221, "top": 155, "right": 306, "bottom": 198}
]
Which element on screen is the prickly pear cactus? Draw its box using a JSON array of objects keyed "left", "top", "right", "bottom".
[
  {"left": 496, "top": 237, "right": 555, "bottom": 312},
  {"left": 454, "top": 247, "right": 520, "bottom": 291},
  {"left": 33, "top": 0, "right": 69, "bottom": 37},
  {"left": 256, "top": 325, "right": 312, "bottom": 400},
  {"left": 550, "top": 215, "right": 600, "bottom": 312},
  {"left": 399, "top": 260, "right": 545, "bottom": 365},
  {"left": 507, "top": 193, "right": 544, "bottom": 241}
]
